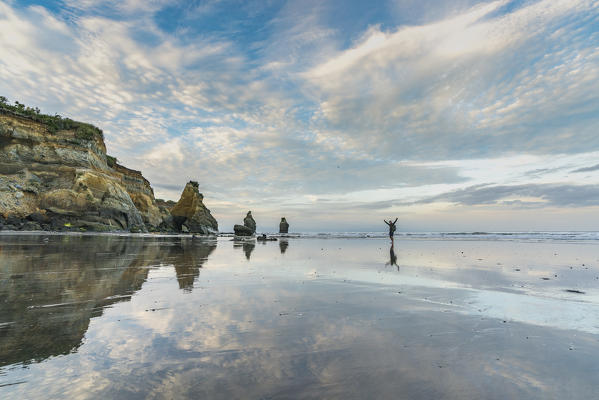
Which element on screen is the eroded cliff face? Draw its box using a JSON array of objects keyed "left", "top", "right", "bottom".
[
  {"left": 0, "top": 110, "right": 216, "bottom": 233},
  {"left": 170, "top": 181, "right": 219, "bottom": 234},
  {"left": 112, "top": 163, "right": 163, "bottom": 228}
]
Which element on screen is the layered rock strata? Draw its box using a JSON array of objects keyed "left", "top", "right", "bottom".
[
  {"left": 0, "top": 108, "right": 217, "bottom": 233},
  {"left": 112, "top": 163, "right": 162, "bottom": 228}
]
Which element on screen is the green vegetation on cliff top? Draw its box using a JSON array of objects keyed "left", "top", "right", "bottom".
[
  {"left": 106, "top": 155, "right": 117, "bottom": 167},
  {"left": 0, "top": 96, "right": 103, "bottom": 141}
]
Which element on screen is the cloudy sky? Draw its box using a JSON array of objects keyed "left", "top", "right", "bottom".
[{"left": 1, "top": 0, "right": 599, "bottom": 232}]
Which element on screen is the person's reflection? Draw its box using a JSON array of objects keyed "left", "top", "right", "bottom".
[
  {"left": 386, "top": 242, "right": 399, "bottom": 270},
  {"left": 279, "top": 239, "right": 289, "bottom": 254},
  {"left": 234, "top": 240, "right": 255, "bottom": 260}
]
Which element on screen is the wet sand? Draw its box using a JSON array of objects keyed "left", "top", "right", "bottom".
[{"left": 1, "top": 234, "right": 598, "bottom": 399}]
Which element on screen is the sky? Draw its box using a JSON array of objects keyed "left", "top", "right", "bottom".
[{"left": 1, "top": 0, "right": 599, "bottom": 232}]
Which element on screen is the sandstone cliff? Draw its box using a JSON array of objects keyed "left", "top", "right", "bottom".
[
  {"left": 112, "top": 163, "right": 163, "bottom": 228},
  {"left": 0, "top": 102, "right": 217, "bottom": 233}
]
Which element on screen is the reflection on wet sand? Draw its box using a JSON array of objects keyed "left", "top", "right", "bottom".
[
  {"left": 279, "top": 239, "right": 289, "bottom": 254},
  {"left": 2, "top": 236, "right": 599, "bottom": 399},
  {"left": 0, "top": 235, "right": 216, "bottom": 368},
  {"left": 170, "top": 239, "right": 217, "bottom": 291},
  {"left": 386, "top": 243, "right": 398, "bottom": 270},
  {"left": 233, "top": 239, "right": 255, "bottom": 260}
]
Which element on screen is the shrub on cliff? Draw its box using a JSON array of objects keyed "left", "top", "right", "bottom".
[
  {"left": 75, "top": 124, "right": 99, "bottom": 140},
  {"left": 106, "top": 155, "right": 117, "bottom": 167}
]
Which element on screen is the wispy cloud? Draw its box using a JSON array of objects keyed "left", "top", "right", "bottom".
[
  {"left": 572, "top": 164, "right": 599, "bottom": 173},
  {"left": 304, "top": 0, "right": 599, "bottom": 159},
  {"left": 419, "top": 183, "right": 599, "bottom": 208}
]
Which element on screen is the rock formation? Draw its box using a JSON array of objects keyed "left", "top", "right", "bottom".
[
  {"left": 279, "top": 217, "right": 289, "bottom": 233},
  {"left": 0, "top": 102, "right": 218, "bottom": 233},
  {"left": 113, "top": 163, "right": 162, "bottom": 228},
  {"left": 244, "top": 211, "right": 256, "bottom": 231},
  {"left": 170, "top": 181, "right": 218, "bottom": 234},
  {"left": 234, "top": 211, "right": 256, "bottom": 236},
  {"left": 0, "top": 110, "right": 145, "bottom": 231}
]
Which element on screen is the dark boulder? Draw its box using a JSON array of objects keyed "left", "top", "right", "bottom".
[
  {"left": 22, "top": 221, "right": 42, "bottom": 231},
  {"left": 27, "top": 212, "right": 50, "bottom": 224},
  {"left": 6, "top": 215, "right": 22, "bottom": 226},
  {"left": 234, "top": 224, "right": 254, "bottom": 236},
  {"left": 257, "top": 234, "right": 277, "bottom": 241}
]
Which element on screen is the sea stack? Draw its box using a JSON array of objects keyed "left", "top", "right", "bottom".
[
  {"left": 244, "top": 211, "right": 256, "bottom": 232},
  {"left": 279, "top": 217, "right": 289, "bottom": 233},
  {"left": 234, "top": 211, "right": 256, "bottom": 236},
  {"left": 170, "top": 181, "right": 218, "bottom": 234}
]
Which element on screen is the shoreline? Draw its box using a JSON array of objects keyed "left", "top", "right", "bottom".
[{"left": 1, "top": 229, "right": 599, "bottom": 242}]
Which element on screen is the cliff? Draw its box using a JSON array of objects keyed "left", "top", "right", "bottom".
[
  {"left": 112, "top": 163, "right": 163, "bottom": 228},
  {"left": 0, "top": 101, "right": 217, "bottom": 233}
]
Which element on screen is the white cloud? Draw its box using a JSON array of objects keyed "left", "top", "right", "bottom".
[
  {"left": 303, "top": 0, "right": 599, "bottom": 159},
  {"left": 146, "top": 137, "right": 185, "bottom": 164},
  {"left": 62, "top": 0, "right": 172, "bottom": 14}
]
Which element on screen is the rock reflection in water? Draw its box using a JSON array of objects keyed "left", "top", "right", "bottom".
[
  {"left": 0, "top": 234, "right": 216, "bottom": 368},
  {"left": 279, "top": 239, "right": 289, "bottom": 254},
  {"left": 233, "top": 239, "right": 255, "bottom": 260},
  {"left": 170, "top": 238, "right": 216, "bottom": 291}
]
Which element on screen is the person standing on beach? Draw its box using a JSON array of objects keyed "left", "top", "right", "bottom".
[{"left": 384, "top": 218, "right": 398, "bottom": 241}]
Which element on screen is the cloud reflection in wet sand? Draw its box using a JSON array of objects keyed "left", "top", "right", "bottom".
[{"left": 1, "top": 235, "right": 598, "bottom": 399}]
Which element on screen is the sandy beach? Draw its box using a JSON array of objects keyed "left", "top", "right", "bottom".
[{"left": 1, "top": 233, "right": 598, "bottom": 399}]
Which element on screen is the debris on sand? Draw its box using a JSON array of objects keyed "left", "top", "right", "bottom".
[{"left": 564, "top": 289, "right": 585, "bottom": 294}]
